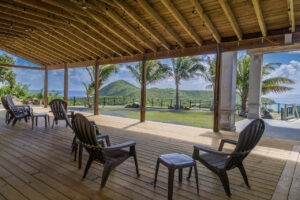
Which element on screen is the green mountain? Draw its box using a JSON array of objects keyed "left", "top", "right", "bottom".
[
  {"left": 100, "top": 80, "right": 275, "bottom": 104},
  {"left": 100, "top": 80, "right": 213, "bottom": 100}
]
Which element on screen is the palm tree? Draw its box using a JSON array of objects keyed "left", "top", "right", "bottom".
[
  {"left": 236, "top": 55, "right": 294, "bottom": 115},
  {"left": 83, "top": 64, "right": 117, "bottom": 108},
  {"left": 169, "top": 57, "right": 205, "bottom": 109},
  {"left": 127, "top": 60, "right": 171, "bottom": 87}
]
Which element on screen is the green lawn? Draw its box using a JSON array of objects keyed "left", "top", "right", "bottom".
[{"left": 96, "top": 107, "right": 244, "bottom": 128}]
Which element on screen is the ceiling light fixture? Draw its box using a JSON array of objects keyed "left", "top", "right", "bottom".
[{"left": 82, "top": 0, "right": 87, "bottom": 9}]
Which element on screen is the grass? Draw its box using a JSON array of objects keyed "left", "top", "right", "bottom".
[{"left": 96, "top": 107, "right": 244, "bottom": 128}]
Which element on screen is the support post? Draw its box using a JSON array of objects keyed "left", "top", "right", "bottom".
[
  {"left": 64, "top": 63, "right": 68, "bottom": 105},
  {"left": 219, "top": 52, "right": 237, "bottom": 131},
  {"left": 44, "top": 67, "right": 48, "bottom": 108},
  {"left": 140, "top": 56, "right": 147, "bottom": 122},
  {"left": 213, "top": 44, "right": 222, "bottom": 132},
  {"left": 94, "top": 60, "right": 100, "bottom": 115},
  {"left": 247, "top": 52, "right": 263, "bottom": 119}
]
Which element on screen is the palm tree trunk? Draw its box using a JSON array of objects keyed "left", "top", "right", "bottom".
[
  {"left": 175, "top": 82, "right": 179, "bottom": 110},
  {"left": 240, "top": 98, "right": 247, "bottom": 117},
  {"left": 87, "top": 96, "right": 91, "bottom": 108}
]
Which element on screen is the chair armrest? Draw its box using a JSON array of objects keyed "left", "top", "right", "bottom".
[
  {"left": 102, "top": 141, "right": 136, "bottom": 152},
  {"left": 97, "top": 134, "right": 111, "bottom": 146},
  {"left": 218, "top": 139, "right": 238, "bottom": 151},
  {"left": 194, "top": 144, "right": 230, "bottom": 156},
  {"left": 89, "top": 121, "right": 101, "bottom": 135}
]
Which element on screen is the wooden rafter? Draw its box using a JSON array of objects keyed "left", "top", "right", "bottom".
[
  {"left": 0, "top": 64, "right": 44, "bottom": 70},
  {"left": 113, "top": 0, "right": 170, "bottom": 50},
  {"left": 161, "top": 0, "right": 202, "bottom": 46},
  {"left": 251, "top": 0, "right": 267, "bottom": 37},
  {"left": 218, "top": 0, "right": 242, "bottom": 40},
  {"left": 138, "top": 0, "right": 185, "bottom": 48},
  {"left": 91, "top": 0, "right": 157, "bottom": 52},
  {"left": 287, "top": 0, "right": 295, "bottom": 32},
  {"left": 192, "top": 0, "right": 221, "bottom": 43}
]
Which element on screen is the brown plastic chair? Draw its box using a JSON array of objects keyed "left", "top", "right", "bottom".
[
  {"left": 1, "top": 96, "right": 31, "bottom": 126},
  {"left": 72, "top": 113, "right": 140, "bottom": 188},
  {"left": 49, "top": 99, "right": 74, "bottom": 128},
  {"left": 188, "top": 119, "right": 265, "bottom": 197},
  {"left": 61, "top": 105, "right": 109, "bottom": 169}
]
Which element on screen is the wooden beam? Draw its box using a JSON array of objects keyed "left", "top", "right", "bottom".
[
  {"left": 94, "top": 60, "right": 99, "bottom": 115},
  {"left": 44, "top": 67, "right": 48, "bottom": 108},
  {"left": 64, "top": 63, "right": 68, "bottom": 105},
  {"left": 0, "top": 63, "right": 44, "bottom": 70},
  {"left": 287, "top": 0, "right": 295, "bottom": 32},
  {"left": 138, "top": 0, "right": 185, "bottom": 48},
  {"left": 251, "top": 0, "right": 267, "bottom": 37},
  {"left": 140, "top": 56, "right": 147, "bottom": 122},
  {"left": 161, "top": 0, "right": 202, "bottom": 46},
  {"left": 218, "top": 0, "right": 243, "bottom": 40},
  {"left": 192, "top": 0, "right": 221, "bottom": 43},
  {"left": 213, "top": 44, "right": 222, "bottom": 132},
  {"left": 113, "top": 0, "right": 170, "bottom": 50},
  {"left": 92, "top": 0, "right": 157, "bottom": 52},
  {"left": 46, "top": 30, "right": 295, "bottom": 69}
]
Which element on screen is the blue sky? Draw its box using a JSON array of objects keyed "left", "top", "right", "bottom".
[{"left": 1, "top": 49, "right": 300, "bottom": 103}]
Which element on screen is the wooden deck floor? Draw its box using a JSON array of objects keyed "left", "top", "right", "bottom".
[{"left": 0, "top": 108, "right": 299, "bottom": 200}]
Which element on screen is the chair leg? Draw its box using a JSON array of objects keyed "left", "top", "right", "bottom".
[
  {"left": 154, "top": 159, "right": 160, "bottom": 187},
  {"left": 178, "top": 168, "right": 183, "bottom": 183},
  {"left": 78, "top": 143, "right": 83, "bottom": 169},
  {"left": 187, "top": 166, "right": 192, "bottom": 180},
  {"left": 36, "top": 117, "right": 38, "bottom": 126},
  {"left": 194, "top": 163, "right": 199, "bottom": 196},
  {"left": 133, "top": 153, "right": 140, "bottom": 176},
  {"left": 12, "top": 118, "right": 18, "bottom": 126},
  {"left": 52, "top": 119, "right": 55, "bottom": 128},
  {"left": 218, "top": 170, "right": 231, "bottom": 197},
  {"left": 238, "top": 164, "right": 250, "bottom": 188},
  {"left": 8, "top": 116, "right": 14, "bottom": 125},
  {"left": 168, "top": 168, "right": 175, "bottom": 200},
  {"left": 82, "top": 156, "right": 93, "bottom": 179},
  {"left": 32, "top": 117, "right": 34, "bottom": 129},
  {"left": 101, "top": 163, "right": 113, "bottom": 188}
]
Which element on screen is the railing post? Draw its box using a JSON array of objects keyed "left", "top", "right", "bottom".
[
  {"left": 64, "top": 63, "right": 68, "bottom": 107},
  {"left": 140, "top": 56, "right": 147, "bottom": 122}
]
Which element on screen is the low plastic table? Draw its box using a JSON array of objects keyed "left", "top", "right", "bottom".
[
  {"left": 32, "top": 113, "right": 50, "bottom": 128},
  {"left": 153, "top": 153, "right": 199, "bottom": 200}
]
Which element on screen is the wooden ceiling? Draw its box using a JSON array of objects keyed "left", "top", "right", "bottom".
[{"left": 0, "top": 0, "right": 299, "bottom": 69}]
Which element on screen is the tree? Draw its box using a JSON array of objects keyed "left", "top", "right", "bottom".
[
  {"left": 82, "top": 64, "right": 117, "bottom": 108},
  {"left": 168, "top": 57, "right": 205, "bottom": 109},
  {"left": 236, "top": 55, "right": 294, "bottom": 115},
  {"left": 127, "top": 60, "right": 171, "bottom": 87}
]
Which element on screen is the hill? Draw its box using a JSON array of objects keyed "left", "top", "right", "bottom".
[{"left": 100, "top": 80, "right": 214, "bottom": 101}]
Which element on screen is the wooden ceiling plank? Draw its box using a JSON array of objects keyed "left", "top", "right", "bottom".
[
  {"left": 251, "top": 0, "right": 267, "bottom": 37},
  {"left": 192, "top": 0, "right": 221, "bottom": 43},
  {"left": 44, "top": 0, "right": 141, "bottom": 54},
  {"left": 0, "top": 44, "right": 50, "bottom": 65},
  {"left": 161, "top": 0, "right": 203, "bottom": 46},
  {"left": 218, "top": 0, "right": 243, "bottom": 40},
  {"left": 113, "top": 0, "right": 170, "bottom": 50},
  {"left": 138, "top": 0, "right": 185, "bottom": 48},
  {"left": 92, "top": 0, "right": 157, "bottom": 52},
  {"left": 287, "top": 0, "right": 295, "bottom": 32}
]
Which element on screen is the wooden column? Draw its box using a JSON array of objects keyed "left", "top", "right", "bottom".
[
  {"left": 44, "top": 67, "right": 48, "bottom": 108},
  {"left": 94, "top": 60, "right": 100, "bottom": 115},
  {"left": 140, "top": 56, "right": 147, "bottom": 122},
  {"left": 213, "top": 44, "right": 222, "bottom": 132},
  {"left": 64, "top": 63, "right": 68, "bottom": 104}
]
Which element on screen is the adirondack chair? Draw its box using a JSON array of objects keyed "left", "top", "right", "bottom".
[
  {"left": 60, "top": 105, "right": 109, "bottom": 169},
  {"left": 72, "top": 113, "right": 140, "bottom": 188},
  {"left": 49, "top": 99, "right": 74, "bottom": 128},
  {"left": 188, "top": 119, "right": 265, "bottom": 197},
  {"left": 2, "top": 96, "right": 31, "bottom": 126}
]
